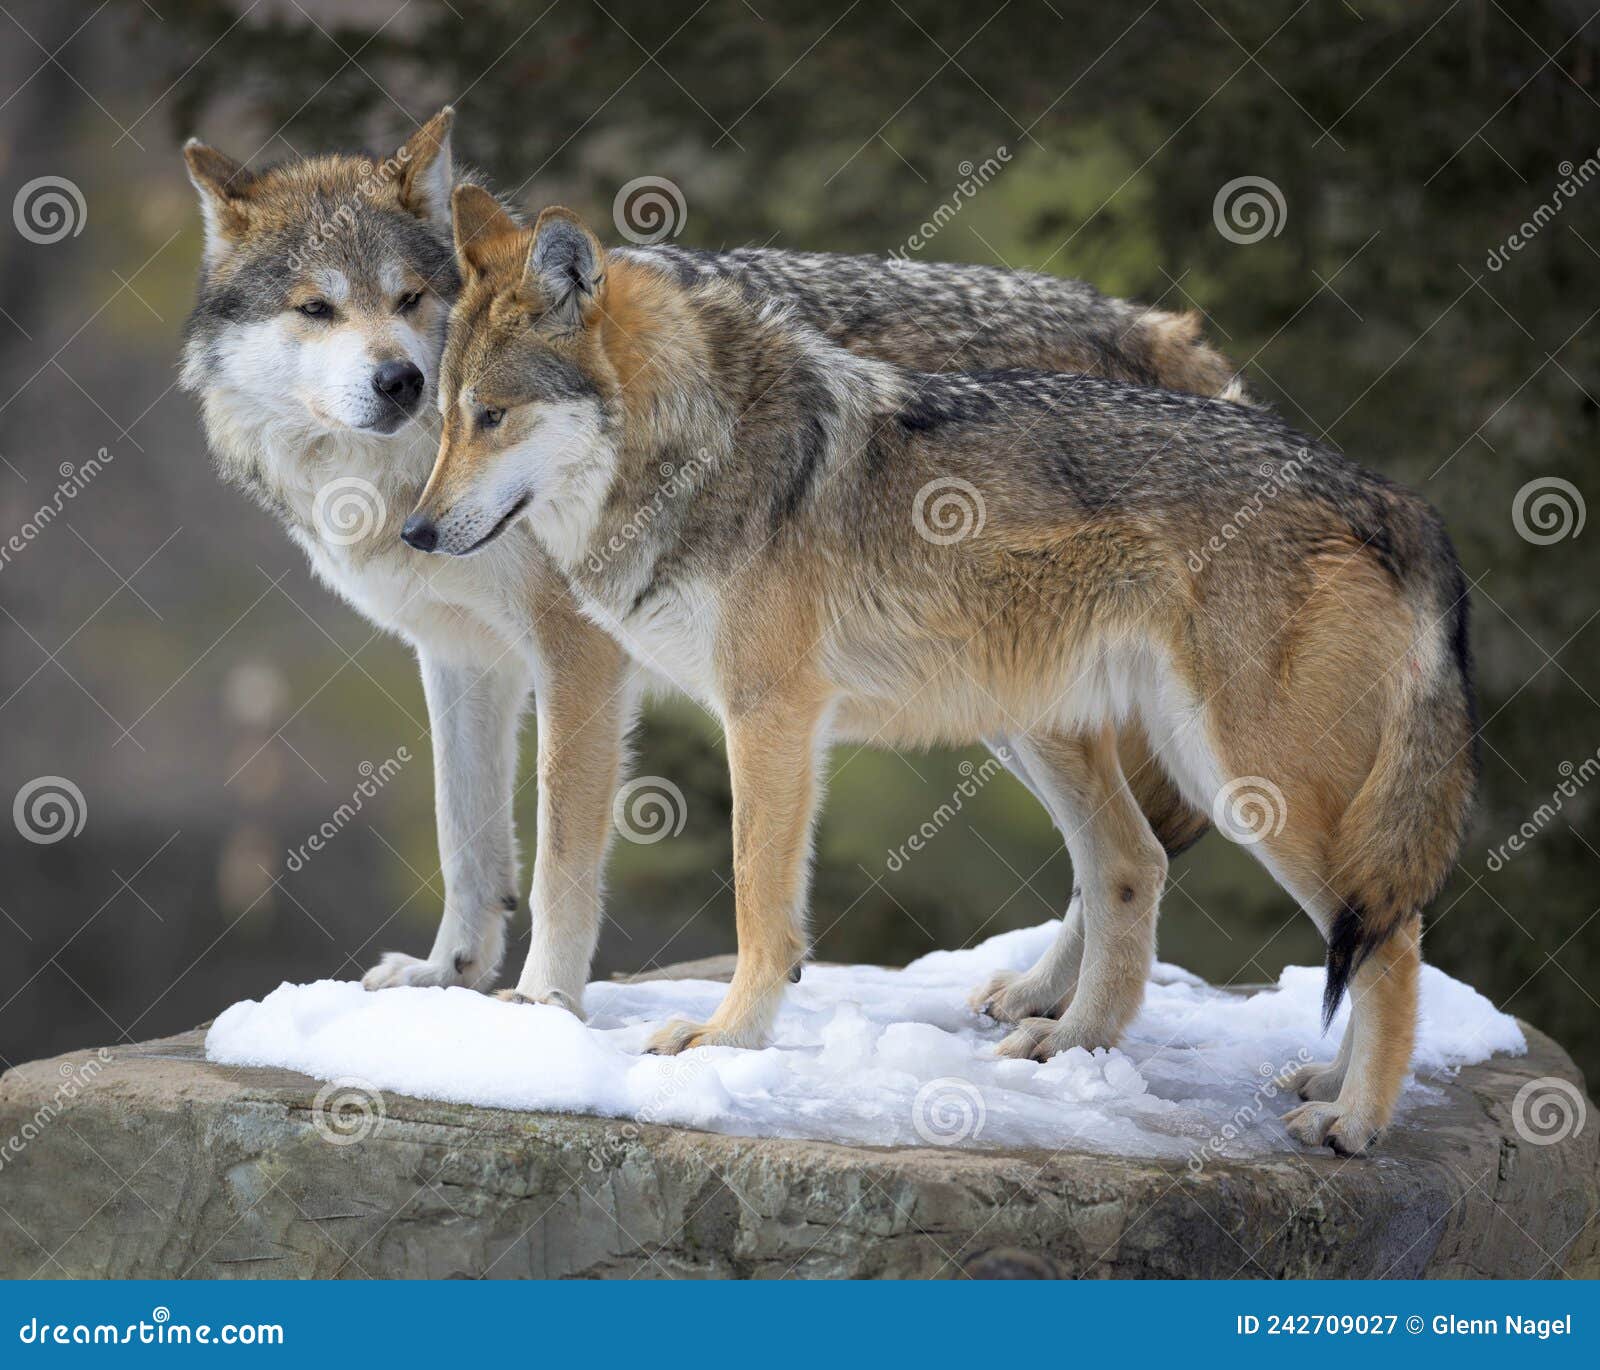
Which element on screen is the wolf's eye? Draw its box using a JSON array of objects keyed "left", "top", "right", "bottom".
[
  {"left": 397, "top": 291, "right": 423, "bottom": 314},
  {"left": 479, "top": 407, "right": 505, "bottom": 429},
  {"left": 297, "top": 299, "right": 330, "bottom": 318}
]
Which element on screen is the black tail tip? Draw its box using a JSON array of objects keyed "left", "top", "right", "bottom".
[{"left": 1321, "top": 903, "right": 1365, "bottom": 1032}]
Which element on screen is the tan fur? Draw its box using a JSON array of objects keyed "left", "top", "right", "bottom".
[{"left": 1285, "top": 916, "right": 1421, "bottom": 1153}]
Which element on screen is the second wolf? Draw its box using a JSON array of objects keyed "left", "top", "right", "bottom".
[{"left": 409, "top": 194, "right": 1478, "bottom": 1155}]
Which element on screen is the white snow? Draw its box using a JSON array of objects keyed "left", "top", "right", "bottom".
[{"left": 205, "top": 921, "right": 1525, "bottom": 1160}]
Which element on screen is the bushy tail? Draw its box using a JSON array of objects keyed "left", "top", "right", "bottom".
[{"left": 1321, "top": 516, "right": 1478, "bottom": 1028}]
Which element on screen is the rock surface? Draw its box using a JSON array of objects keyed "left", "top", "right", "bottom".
[{"left": 1, "top": 963, "right": 1596, "bottom": 1279}]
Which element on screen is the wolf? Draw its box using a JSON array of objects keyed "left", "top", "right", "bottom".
[
  {"left": 409, "top": 193, "right": 1478, "bottom": 1155},
  {"left": 179, "top": 107, "right": 1240, "bottom": 1023}
]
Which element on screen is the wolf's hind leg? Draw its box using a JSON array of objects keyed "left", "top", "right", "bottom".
[
  {"left": 1285, "top": 916, "right": 1420, "bottom": 1154},
  {"left": 363, "top": 649, "right": 530, "bottom": 992},
  {"left": 994, "top": 728, "right": 1166, "bottom": 1060},
  {"left": 967, "top": 735, "right": 1085, "bottom": 1023},
  {"left": 969, "top": 887, "right": 1084, "bottom": 1023}
]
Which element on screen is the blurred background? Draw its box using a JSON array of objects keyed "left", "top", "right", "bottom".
[{"left": 1, "top": 0, "right": 1596, "bottom": 1085}]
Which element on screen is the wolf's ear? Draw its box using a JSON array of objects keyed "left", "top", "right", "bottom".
[
  {"left": 452, "top": 183, "right": 518, "bottom": 276},
  {"left": 523, "top": 207, "right": 605, "bottom": 331},
  {"left": 396, "top": 106, "right": 454, "bottom": 227},
  {"left": 183, "top": 139, "right": 257, "bottom": 269}
]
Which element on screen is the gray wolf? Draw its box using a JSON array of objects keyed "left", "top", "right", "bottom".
[
  {"left": 409, "top": 193, "right": 1477, "bottom": 1155},
  {"left": 178, "top": 109, "right": 1241, "bottom": 1026}
]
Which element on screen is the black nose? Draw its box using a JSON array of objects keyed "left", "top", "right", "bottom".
[
  {"left": 401, "top": 514, "right": 439, "bottom": 552},
  {"left": 373, "top": 360, "right": 424, "bottom": 410}
]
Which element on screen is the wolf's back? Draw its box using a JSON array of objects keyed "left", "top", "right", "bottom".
[{"left": 627, "top": 245, "right": 1245, "bottom": 402}]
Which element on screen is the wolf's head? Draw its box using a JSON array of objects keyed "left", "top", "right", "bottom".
[
  {"left": 405, "top": 190, "right": 630, "bottom": 558},
  {"left": 180, "top": 108, "right": 458, "bottom": 440}
]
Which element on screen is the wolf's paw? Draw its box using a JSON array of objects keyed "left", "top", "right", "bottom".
[
  {"left": 1282, "top": 1099, "right": 1384, "bottom": 1156},
  {"left": 361, "top": 951, "right": 487, "bottom": 992},
  {"left": 995, "top": 1012, "right": 1116, "bottom": 1062},
  {"left": 967, "top": 970, "right": 1067, "bottom": 1024},
  {"left": 495, "top": 987, "right": 585, "bottom": 1020},
  {"left": 1280, "top": 1060, "right": 1345, "bottom": 1103},
  {"left": 645, "top": 1019, "right": 756, "bottom": 1055},
  {"left": 993, "top": 1016, "right": 1056, "bottom": 1059}
]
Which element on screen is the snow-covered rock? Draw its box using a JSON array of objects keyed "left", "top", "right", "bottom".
[
  {"left": 204, "top": 922, "right": 1527, "bottom": 1160},
  {"left": 0, "top": 938, "right": 1593, "bottom": 1279}
]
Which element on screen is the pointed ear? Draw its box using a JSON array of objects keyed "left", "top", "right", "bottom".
[
  {"left": 451, "top": 183, "right": 519, "bottom": 276},
  {"left": 396, "top": 106, "right": 454, "bottom": 226},
  {"left": 183, "top": 139, "right": 257, "bottom": 269},
  {"left": 524, "top": 207, "right": 605, "bottom": 330}
]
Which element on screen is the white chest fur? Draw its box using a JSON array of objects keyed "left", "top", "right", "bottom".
[
  {"left": 577, "top": 577, "right": 723, "bottom": 708},
  {"left": 214, "top": 405, "right": 544, "bottom": 663}
]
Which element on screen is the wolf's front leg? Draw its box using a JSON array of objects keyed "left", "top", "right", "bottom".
[
  {"left": 647, "top": 684, "right": 826, "bottom": 1055},
  {"left": 503, "top": 622, "right": 638, "bottom": 1018},
  {"left": 363, "top": 648, "right": 530, "bottom": 992}
]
